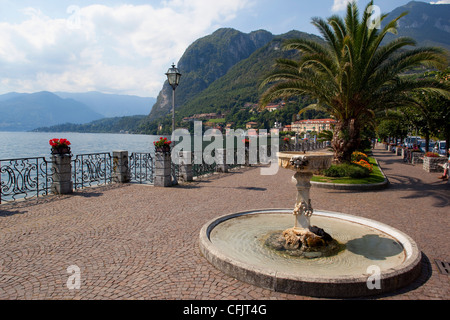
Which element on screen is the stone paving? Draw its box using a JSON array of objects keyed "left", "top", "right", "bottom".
[{"left": 0, "top": 146, "right": 448, "bottom": 300}]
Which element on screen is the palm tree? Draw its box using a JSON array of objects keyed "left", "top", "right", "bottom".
[{"left": 260, "top": 1, "right": 448, "bottom": 163}]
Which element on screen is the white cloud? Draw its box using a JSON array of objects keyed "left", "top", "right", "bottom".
[
  {"left": 0, "top": 1, "right": 253, "bottom": 97},
  {"left": 430, "top": 0, "right": 450, "bottom": 4},
  {"left": 332, "top": 0, "right": 357, "bottom": 12}
]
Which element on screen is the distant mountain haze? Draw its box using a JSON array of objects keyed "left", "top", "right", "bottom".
[
  {"left": 0, "top": 91, "right": 156, "bottom": 131},
  {"left": 0, "top": 91, "right": 103, "bottom": 131},
  {"left": 54, "top": 92, "right": 156, "bottom": 118}
]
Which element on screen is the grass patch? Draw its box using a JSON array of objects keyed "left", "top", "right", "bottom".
[{"left": 311, "top": 156, "right": 385, "bottom": 185}]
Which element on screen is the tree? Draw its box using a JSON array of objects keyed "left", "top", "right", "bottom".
[
  {"left": 401, "top": 70, "right": 450, "bottom": 153},
  {"left": 260, "top": 1, "right": 448, "bottom": 163},
  {"left": 377, "top": 110, "right": 408, "bottom": 144}
]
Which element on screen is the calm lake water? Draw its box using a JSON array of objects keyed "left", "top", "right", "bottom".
[{"left": 0, "top": 132, "right": 165, "bottom": 160}]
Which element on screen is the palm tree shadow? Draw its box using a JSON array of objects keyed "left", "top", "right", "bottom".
[{"left": 387, "top": 174, "right": 450, "bottom": 208}]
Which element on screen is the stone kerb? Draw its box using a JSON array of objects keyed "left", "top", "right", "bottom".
[
  {"left": 112, "top": 150, "right": 130, "bottom": 183},
  {"left": 51, "top": 154, "right": 73, "bottom": 194}
]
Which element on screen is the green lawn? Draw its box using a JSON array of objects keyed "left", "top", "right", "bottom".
[{"left": 311, "top": 156, "right": 386, "bottom": 185}]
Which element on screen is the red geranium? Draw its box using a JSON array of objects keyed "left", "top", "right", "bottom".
[
  {"left": 154, "top": 137, "right": 172, "bottom": 148},
  {"left": 49, "top": 138, "right": 71, "bottom": 148}
]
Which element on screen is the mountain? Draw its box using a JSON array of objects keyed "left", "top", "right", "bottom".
[
  {"left": 54, "top": 92, "right": 156, "bottom": 117},
  {"left": 32, "top": 115, "right": 147, "bottom": 134},
  {"left": 142, "top": 2, "right": 449, "bottom": 134},
  {"left": 383, "top": 1, "right": 450, "bottom": 51},
  {"left": 180, "top": 30, "right": 321, "bottom": 116},
  {"left": 0, "top": 91, "right": 104, "bottom": 131},
  {"left": 147, "top": 28, "right": 274, "bottom": 122}
]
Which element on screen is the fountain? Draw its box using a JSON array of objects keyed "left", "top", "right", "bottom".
[{"left": 199, "top": 151, "right": 422, "bottom": 298}]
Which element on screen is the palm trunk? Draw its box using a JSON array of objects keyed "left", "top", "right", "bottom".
[{"left": 331, "top": 118, "right": 361, "bottom": 163}]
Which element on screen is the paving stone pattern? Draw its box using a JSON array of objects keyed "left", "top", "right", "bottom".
[{"left": 0, "top": 146, "right": 448, "bottom": 300}]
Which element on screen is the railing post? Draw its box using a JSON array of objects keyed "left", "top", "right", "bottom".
[
  {"left": 113, "top": 150, "right": 130, "bottom": 183},
  {"left": 179, "top": 151, "right": 193, "bottom": 182},
  {"left": 51, "top": 154, "right": 73, "bottom": 194},
  {"left": 154, "top": 151, "right": 172, "bottom": 187},
  {"left": 216, "top": 148, "right": 228, "bottom": 173}
]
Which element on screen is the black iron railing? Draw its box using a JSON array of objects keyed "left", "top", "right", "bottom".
[
  {"left": 129, "top": 152, "right": 154, "bottom": 184},
  {"left": 0, "top": 157, "right": 52, "bottom": 203},
  {"left": 72, "top": 153, "right": 113, "bottom": 190}
]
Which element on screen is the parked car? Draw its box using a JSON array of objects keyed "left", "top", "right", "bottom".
[
  {"left": 419, "top": 140, "right": 435, "bottom": 153},
  {"left": 405, "top": 136, "right": 421, "bottom": 148},
  {"left": 433, "top": 141, "right": 447, "bottom": 155}
]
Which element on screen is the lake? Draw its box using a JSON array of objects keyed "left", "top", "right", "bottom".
[{"left": 0, "top": 131, "right": 165, "bottom": 160}]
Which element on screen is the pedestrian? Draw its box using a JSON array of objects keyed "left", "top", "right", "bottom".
[{"left": 438, "top": 148, "right": 450, "bottom": 181}]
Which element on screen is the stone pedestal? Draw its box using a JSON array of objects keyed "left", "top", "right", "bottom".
[
  {"left": 179, "top": 151, "right": 193, "bottom": 182},
  {"left": 112, "top": 150, "right": 130, "bottom": 183},
  {"left": 51, "top": 154, "right": 73, "bottom": 194},
  {"left": 292, "top": 172, "right": 313, "bottom": 229},
  {"left": 154, "top": 152, "right": 172, "bottom": 187},
  {"left": 216, "top": 148, "right": 228, "bottom": 173},
  {"left": 401, "top": 148, "right": 407, "bottom": 159}
]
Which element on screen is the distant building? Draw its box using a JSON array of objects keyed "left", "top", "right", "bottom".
[
  {"left": 246, "top": 121, "right": 258, "bottom": 129},
  {"left": 265, "top": 102, "right": 285, "bottom": 112},
  {"left": 291, "top": 119, "right": 336, "bottom": 134}
]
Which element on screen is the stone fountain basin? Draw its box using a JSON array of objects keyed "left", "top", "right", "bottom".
[
  {"left": 199, "top": 209, "right": 422, "bottom": 298},
  {"left": 277, "top": 151, "right": 333, "bottom": 173}
]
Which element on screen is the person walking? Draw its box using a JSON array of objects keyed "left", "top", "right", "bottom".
[{"left": 438, "top": 148, "right": 450, "bottom": 181}]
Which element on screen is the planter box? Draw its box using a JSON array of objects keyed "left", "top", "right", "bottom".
[
  {"left": 411, "top": 152, "right": 424, "bottom": 165},
  {"left": 423, "top": 156, "right": 447, "bottom": 173}
]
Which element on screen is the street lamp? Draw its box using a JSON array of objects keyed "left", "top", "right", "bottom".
[{"left": 165, "top": 63, "right": 182, "bottom": 134}]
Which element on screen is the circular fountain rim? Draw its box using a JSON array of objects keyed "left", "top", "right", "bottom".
[{"left": 199, "top": 209, "right": 422, "bottom": 298}]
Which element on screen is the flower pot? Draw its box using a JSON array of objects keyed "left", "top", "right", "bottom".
[
  {"left": 155, "top": 146, "right": 171, "bottom": 153},
  {"left": 51, "top": 147, "right": 71, "bottom": 155}
]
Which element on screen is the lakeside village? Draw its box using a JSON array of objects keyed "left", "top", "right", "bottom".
[{"left": 173, "top": 101, "right": 336, "bottom": 141}]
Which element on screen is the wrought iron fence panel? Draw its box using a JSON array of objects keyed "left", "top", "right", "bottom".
[
  {"left": 192, "top": 151, "right": 217, "bottom": 177},
  {"left": 171, "top": 161, "right": 180, "bottom": 183},
  {"left": 0, "top": 157, "right": 51, "bottom": 203},
  {"left": 72, "top": 153, "right": 112, "bottom": 190},
  {"left": 129, "top": 152, "right": 154, "bottom": 184}
]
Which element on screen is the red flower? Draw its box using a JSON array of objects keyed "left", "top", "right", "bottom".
[{"left": 49, "top": 138, "right": 71, "bottom": 148}]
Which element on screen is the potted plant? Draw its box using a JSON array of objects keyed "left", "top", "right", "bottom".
[
  {"left": 49, "top": 138, "right": 71, "bottom": 155},
  {"left": 154, "top": 137, "right": 172, "bottom": 153}
]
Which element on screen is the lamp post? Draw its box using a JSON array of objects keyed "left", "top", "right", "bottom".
[{"left": 165, "top": 63, "right": 182, "bottom": 134}]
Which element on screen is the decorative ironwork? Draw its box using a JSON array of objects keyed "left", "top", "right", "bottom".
[
  {"left": 72, "top": 153, "right": 112, "bottom": 190},
  {"left": 192, "top": 152, "right": 217, "bottom": 177},
  {"left": 0, "top": 157, "right": 51, "bottom": 203},
  {"left": 129, "top": 152, "right": 154, "bottom": 184}
]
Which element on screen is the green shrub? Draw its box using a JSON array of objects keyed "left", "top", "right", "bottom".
[{"left": 324, "top": 163, "right": 370, "bottom": 179}]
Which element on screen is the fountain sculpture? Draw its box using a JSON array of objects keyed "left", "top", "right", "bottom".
[{"left": 199, "top": 151, "right": 422, "bottom": 298}]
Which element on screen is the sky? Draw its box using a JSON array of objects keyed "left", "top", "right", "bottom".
[{"left": 0, "top": 0, "right": 448, "bottom": 97}]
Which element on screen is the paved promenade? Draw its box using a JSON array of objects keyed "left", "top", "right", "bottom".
[{"left": 0, "top": 146, "right": 448, "bottom": 300}]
